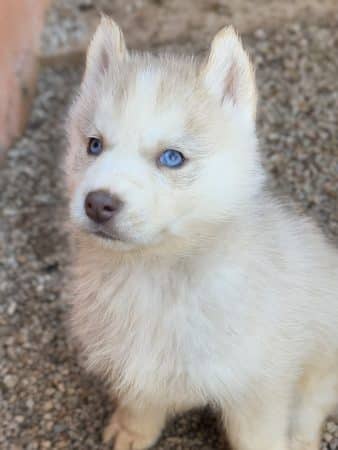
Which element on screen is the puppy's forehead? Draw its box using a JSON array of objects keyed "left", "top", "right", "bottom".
[{"left": 95, "top": 59, "right": 198, "bottom": 147}]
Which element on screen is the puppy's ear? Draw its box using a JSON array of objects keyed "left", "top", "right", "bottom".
[
  {"left": 202, "top": 26, "right": 256, "bottom": 119},
  {"left": 84, "top": 15, "right": 127, "bottom": 83}
]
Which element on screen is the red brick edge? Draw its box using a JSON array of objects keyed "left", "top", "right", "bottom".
[{"left": 0, "top": 0, "right": 50, "bottom": 157}]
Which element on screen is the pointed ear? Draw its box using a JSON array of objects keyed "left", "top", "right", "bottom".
[
  {"left": 84, "top": 16, "right": 127, "bottom": 83},
  {"left": 202, "top": 26, "right": 257, "bottom": 119}
]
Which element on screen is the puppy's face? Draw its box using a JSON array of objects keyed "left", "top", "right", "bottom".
[{"left": 66, "top": 18, "right": 262, "bottom": 252}]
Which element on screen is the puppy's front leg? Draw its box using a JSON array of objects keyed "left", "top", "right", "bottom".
[
  {"left": 103, "top": 403, "right": 166, "bottom": 450},
  {"left": 223, "top": 392, "right": 290, "bottom": 450}
]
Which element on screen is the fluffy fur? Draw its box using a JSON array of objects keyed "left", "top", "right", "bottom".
[{"left": 65, "top": 17, "right": 338, "bottom": 450}]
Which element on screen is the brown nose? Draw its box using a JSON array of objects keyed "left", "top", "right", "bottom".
[{"left": 85, "top": 190, "right": 122, "bottom": 224}]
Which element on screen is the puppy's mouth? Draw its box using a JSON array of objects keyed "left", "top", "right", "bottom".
[
  {"left": 94, "top": 230, "right": 119, "bottom": 240},
  {"left": 88, "top": 228, "right": 122, "bottom": 242}
]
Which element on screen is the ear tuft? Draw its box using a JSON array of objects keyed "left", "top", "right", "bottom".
[
  {"left": 202, "top": 26, "right": 257, "bottom": 119},
  {"left": 84, "top": 15, "right": 127, "bottom": 83}
]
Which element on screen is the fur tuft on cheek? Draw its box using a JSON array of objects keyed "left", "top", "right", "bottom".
[{"left": 200, "top": 149, "right": 263, "bottom": 219}]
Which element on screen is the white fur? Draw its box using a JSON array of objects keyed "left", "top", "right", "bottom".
[{"left": 65, "top": 17, "right": 338, "bottom": 450}]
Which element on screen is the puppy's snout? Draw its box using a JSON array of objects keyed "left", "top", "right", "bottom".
[{"left": 85, "top": 190, "right": 122, "bottom": 224}]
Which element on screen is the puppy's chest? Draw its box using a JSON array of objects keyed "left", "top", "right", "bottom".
[{"left": 76, "top": 260, "right": 252, "bottom": 404}]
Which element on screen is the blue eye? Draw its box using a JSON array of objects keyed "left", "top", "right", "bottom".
[
  {"left": 159, "top": 149, "right": 185, "bottom": 168},
  {"left": 87, "top": 137, "right": 103, "bottom": 156}
]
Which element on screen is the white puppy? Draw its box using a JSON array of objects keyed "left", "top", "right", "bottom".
[{"left": 65, "top": 17, "right": 338, "bottom": 450}]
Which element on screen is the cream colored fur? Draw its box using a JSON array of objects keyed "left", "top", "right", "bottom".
[{"left": 65, "top": 17, "right": 338, "bottom": 450}]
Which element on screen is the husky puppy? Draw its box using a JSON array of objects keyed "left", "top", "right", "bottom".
[{"left": 65, "top": 16, "right": 338, "bottom": 450}]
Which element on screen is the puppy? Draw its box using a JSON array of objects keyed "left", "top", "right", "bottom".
[{"left": 65, "top": 16, "right": 338, "bottom": 450}]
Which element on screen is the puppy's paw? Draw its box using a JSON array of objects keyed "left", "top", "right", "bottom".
[{"left": 103, "top": 407, "right": 160, "bottom": 450}]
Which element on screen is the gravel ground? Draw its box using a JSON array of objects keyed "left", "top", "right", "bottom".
[
  {"left": 1, "top": 11, "right": 338, "bottom": 450},
  {"left": 40, "top": 0, "right": 338, "bottom": 57}
]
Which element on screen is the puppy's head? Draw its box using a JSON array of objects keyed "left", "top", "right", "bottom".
[{"left": 66, "top": 17, "right": 263, "bottom": 253}]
